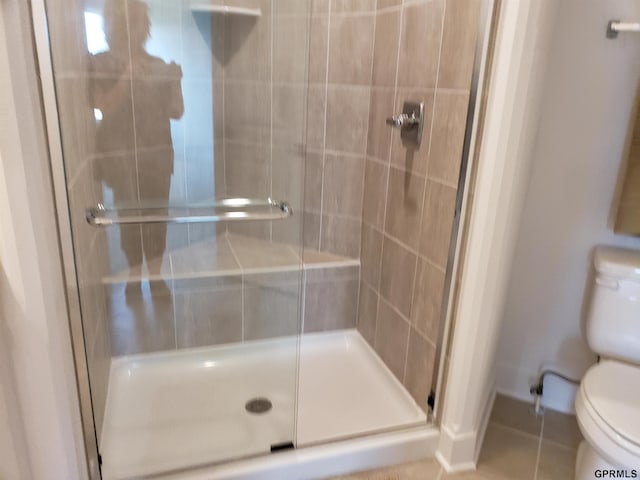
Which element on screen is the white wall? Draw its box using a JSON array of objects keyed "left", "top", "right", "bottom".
[
  {"left": 496, "top": 0, "right": 640, "bottom": 413},
  {"left": 0, "top": 1, "right": 88, "bottom": 478}
]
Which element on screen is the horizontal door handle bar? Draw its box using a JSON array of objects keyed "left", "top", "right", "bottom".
[
  {"left": 607, "top": 20, "right": 640, "bottom": 39},
  {"left": 86, "top": 198, "right": 293, "bottom": 226}
]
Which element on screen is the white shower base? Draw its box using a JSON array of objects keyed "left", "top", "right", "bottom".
[{"left": 100, "top": 330, "right": 428, "bottom": 480}]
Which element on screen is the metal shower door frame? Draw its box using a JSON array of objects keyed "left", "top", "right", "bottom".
[{"left": 30, "top": 0, "right": 101, "bottom": 477}]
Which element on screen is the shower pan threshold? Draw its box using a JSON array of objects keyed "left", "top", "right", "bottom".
[{"left": 100, "top": 330, "right": 430, "bottom": 480}]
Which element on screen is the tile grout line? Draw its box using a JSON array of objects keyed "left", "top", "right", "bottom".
[
  {"left": 269, "top": 0, "right": 274, "bottom": 243},
  {"left": 490, "top": 421, "right": 544, "bottom": 442},
  {"left": 179, "top": 4, "right": 188, "bottom": 234},
  {"left": 374, "top": 0, "right": 404, "bottom": 361},
  {"left": 122, "top": 0, "right": 145, "bottom": 260},
  {"left": 533, "top": 415, "right": 545, "bottom": 480},
  {"left": 404, "top": 0, "right": 447, "bottom": 385},
  {"left": 224, "top": 77, "right": 397, "bottom": 88},
  {"left": 169, "top": 254, "right": 178, "bottom": 350},
  {"left": 292, "top": 247, "right": 308, "bottom": 446},
  {"left": 354, "top": 0, "right": 380, "bottom": 338},
  {"left": 226, "top": 234, "right": 245, "bottom": 341},
  {"left": 415, "top": 0, "right": 449, "bottom": 283},
  {"left": 300, "top": 268, "right": 307, "bottom": 334},
  {"left": 311, "top": 0, "right": 439, "bottom": 17},
  {"left": 221, "top": 7, "right": 228, "bottom": 237},
  {"left": 370, "top": 155, "right": 461, "bottom": 189},
  {"left": 317, "top": 0, "right": 333, "bottom": 251},
  {"left": 304, "top": 207, "right": 367, "bottom": 222},
  {"left": 377, "top": 291, "right": 437, "bottom": 348},
  {"left": 378, "top": 288, "right": 436, "bottom": 344},
  {"left": 359, "top": 216, "right": 448, "bottom": 273}
]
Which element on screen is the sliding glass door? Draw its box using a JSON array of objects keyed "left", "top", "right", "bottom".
[{"left": 44, "top": 0, "right": 309, "bottom": 476}]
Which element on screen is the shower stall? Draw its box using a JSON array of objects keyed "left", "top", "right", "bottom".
[{"left": 33, "top": 0, "right": 489, "bottom": 477}]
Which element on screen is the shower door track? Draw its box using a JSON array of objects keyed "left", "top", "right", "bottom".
[{"left": 117, "top": 426, "right": 438, "bottom": 480}]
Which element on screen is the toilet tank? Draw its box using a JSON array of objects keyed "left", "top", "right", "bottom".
[{"left": 586, "top": 246, "right": 640, "bottom": 364}]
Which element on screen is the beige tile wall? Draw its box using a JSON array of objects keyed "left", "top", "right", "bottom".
[
  {"left": 303, "top": 0, "right": 376, "bottom": 258},
  {"left": 357, "top": 0, "right": 481, "bottom": 412},
  {"left": 108, "top": 264, "right": 359, "bottom": 356},
  {"left": 217, "top": 0, "right": 310, "bottom": 245}
]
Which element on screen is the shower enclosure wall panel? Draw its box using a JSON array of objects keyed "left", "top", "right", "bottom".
[
  {"left": 357, "top": 0, "right": 482, "bottom": 413},
  {"left": 107, "top": 246, "right": 360, "bottom": 357},
  {"left": 301, "top": 2, "right": 375, "bottom": 259}
]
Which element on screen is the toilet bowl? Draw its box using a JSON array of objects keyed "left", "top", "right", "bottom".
[
  {"left": 574, "top": 361, "right": 640, "bottom": 479},
  {"left": 573, "top": 246, "right": 640, "bottom": 479}
]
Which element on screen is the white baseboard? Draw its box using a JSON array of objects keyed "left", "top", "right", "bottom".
[
  {"left": 435, "top": 450, "right": 476, "bottom": 474},
  {"left": 436, "top": 389, "right": 496, "bottom": 472}
]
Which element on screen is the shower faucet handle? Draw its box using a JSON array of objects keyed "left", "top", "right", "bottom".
[
  {"left": 385, "top": 100, "right": 425, "bottom": 146},
  {"left": 385, "top": 116, "right": 402, "bottom": 127},
  {"left": 386, "top": 112, "right": 419, "bottom": 128}
]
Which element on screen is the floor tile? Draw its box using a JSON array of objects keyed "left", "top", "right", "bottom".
[
  {"left": 542, "top": 409, "right": 583, "bottom": 450},
  {"left": 441, "top": 469, "right": 503, "bottom": 480},
  {"left": 325, "top": 394, "right": 582, "bottom": 480},
  {"left": 474, "top": 424, "right": 539, "bottom": 480},
  {"left": 490, "top": 394, "right": 542, "bottom": 437},
  {"left": 536, "top": 440, "right": 577, "bottom": 480}
]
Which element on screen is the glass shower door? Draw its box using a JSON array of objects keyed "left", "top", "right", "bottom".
[{"left": 43, "top": 0, "right": 309, "bottom": 477}]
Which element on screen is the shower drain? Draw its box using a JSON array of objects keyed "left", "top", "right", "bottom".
[{"left": 245, "top": 397, "right": 272, "bottom": 414}]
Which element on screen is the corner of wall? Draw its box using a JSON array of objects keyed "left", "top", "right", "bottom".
[
  {"left": 438, "top": 0, "right": 561, "bottom": 472},
  {"left": 436, "top": 388, "right": 496, "bottom": 472}
]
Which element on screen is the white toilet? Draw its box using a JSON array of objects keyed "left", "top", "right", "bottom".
[{"left": 574, "top": 246, "right": 640, "bottom": 479}]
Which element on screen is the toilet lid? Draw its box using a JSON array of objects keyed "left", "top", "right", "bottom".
[{"left": 582, "top": 361, "right": 640, "bottom": 447}]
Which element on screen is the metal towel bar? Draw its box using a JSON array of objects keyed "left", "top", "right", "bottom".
[
  {"left": 86, "top": 198, "right": 292, "bottom": 226},
  {"left": 607, "top": 20, "right": 640, "bottom": 39}
]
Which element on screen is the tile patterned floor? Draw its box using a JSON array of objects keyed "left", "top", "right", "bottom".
[{"left": 326, "top": 394, "right": 583, "bottom": 480}]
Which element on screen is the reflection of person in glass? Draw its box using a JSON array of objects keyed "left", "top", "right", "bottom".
[{"left": 90, "top": 0, "right": 183, "bottom": 295}]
